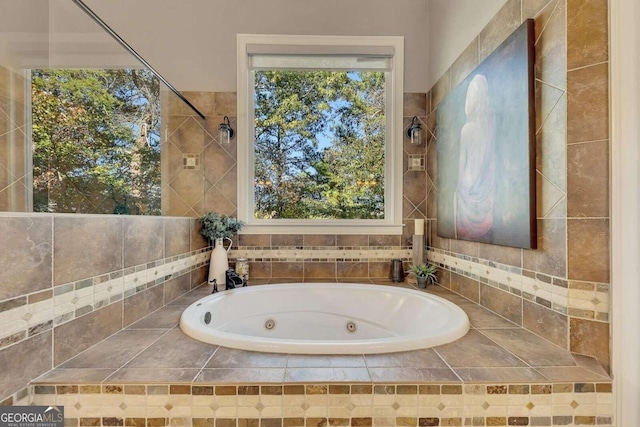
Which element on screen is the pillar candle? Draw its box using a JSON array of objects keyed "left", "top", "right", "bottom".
[{"left": 415, "top": 219, "right": 424, "bottom": 236}]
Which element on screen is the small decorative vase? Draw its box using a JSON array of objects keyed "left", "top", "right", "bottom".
[
  {"left": 208, "top": 237, "right": 232, "bottom": 289},
  {"left": 417, "top": 276, "right": 428, "bottom": 289}
]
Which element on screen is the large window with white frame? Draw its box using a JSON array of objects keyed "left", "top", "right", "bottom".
[{"left": 237, "top": 35, "right": 404, "bottom": 234}]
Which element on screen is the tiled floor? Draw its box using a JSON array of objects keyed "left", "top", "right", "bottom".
[{"left": 33, "top": 281, "right": 610, "bottom": 385}]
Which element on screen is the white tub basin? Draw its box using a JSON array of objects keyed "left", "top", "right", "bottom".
[{"left": 180, "top": 283, "right": 469, "bottom": 354}]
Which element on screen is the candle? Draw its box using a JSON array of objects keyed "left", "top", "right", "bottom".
[{"left": 415, "top": 219, "right": 424, "bottom": 236}]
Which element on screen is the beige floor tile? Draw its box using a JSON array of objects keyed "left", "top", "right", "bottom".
[
  {"left": 365, "top": 349, "right": 448, "bottom": 368},
  {"left": 106, "top": 368, "right": 200, "bottom": 383},
  {"left": 61, "top": 330, "right": 165, "bottom": 369},
  {"left": 433, "top": 330, "right": 525, "bottom": 367},
  {"left": 124, "top": 329, "right": 217, "bottom": 369},
  {"left": 480, "top": 329, "right": 576, "bottom": 367},
  {"left": 286, "top": 355, "right": 366, "bottom": 368},
  {"left": 368, "top": 368, "right": 460, "bottom": 383},
  {"left": 453, "top": 367, "right": 547, "bottom": 382},
  {"left": 197, "top": 368, "right": 285, "bottom": 383},
  {"left": 33, "top": 368, "right": 116, "bottom": 383},
  {"left": 535, "top": 366, "right": 611, "bottom": 382},
  {"left": 206, "top": 347, "right": 288, "bottom": 368}
]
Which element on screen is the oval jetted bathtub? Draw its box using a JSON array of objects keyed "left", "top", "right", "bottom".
[{"left": 180, "top": 283, "right": 470, "bottom": 354}]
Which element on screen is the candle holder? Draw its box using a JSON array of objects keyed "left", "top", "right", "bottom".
[{"left": 413, "top": 234, "right": 425, "bottom": 267}]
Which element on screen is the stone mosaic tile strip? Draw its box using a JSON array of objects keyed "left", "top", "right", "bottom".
[
  {"left": 28, "top": 382, "right": 613, "bottom": 426},
  {"left": 0, "top": 248, "right": 210, "bottom": 351},
  {"left": 0, "top": 387, "right": 29, "bottom": 407},
  {"left": 427, "top": 249, "right": 610, "bottom": 319},
  {"left": 48, "top": 418, "right": 611, "bottom": 427},
  {"left": 230, "top": 248, "right": 413, "bottom": 262},
  {"left": 0, "top": 296, "right": 27, "bottom": 313}
]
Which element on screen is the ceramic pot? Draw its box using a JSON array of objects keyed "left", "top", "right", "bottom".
[
  {"left": 209, "top": 237, "right": 231, "bottom": 289},
  {"left": 417, "top": 276, "right": 428, "bottom": 289}
]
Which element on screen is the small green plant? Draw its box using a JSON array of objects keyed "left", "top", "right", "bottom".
[
  {"left": 408, "top": 263, "right": 438, "bottom": 283},
  {"left": 198, "top": 212, "right": 244, "bottom": 241}
]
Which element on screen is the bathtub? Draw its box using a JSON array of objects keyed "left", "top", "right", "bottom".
[{"left": 180, "top": 283, "right": 470, "bottom": 354}]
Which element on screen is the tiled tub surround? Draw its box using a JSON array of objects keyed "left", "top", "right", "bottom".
[
  {"left": 0, "top": 215, "right": 209, "bottom": 403},
  {"left": 424, "top": 0, "right": 611, "bottom": 371},
  {"left": 24, "top": 283, "right": 612, "bottom": 426},
  {"left": 230, "top": 234, "right": 412, "bottom": 280}
]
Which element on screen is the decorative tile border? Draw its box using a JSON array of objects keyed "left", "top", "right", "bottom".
[
  {"left": 427, "top": 249, "right": 610, "bottom": 321},
  {"left": 231, "top": 247, "right": 413, "bottom": 263},
  {"left": 0, "top": 387, "right": 29, "bottom": 407},
  {"left": 30, "top": 382, "right": 613, "bottom": 426},
  {"left": 0, "top": 249, "right": 211, "bottom": 351}
]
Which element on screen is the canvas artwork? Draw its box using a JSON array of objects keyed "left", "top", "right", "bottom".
[{"left": 436, "top": 19, "right": 537, "bottom": 249}]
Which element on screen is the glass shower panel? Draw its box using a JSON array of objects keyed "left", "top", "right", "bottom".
[
  {"left": 0, "top": 1, "right": 47, "bottom": 212},
  {"left": 0, "top": 0, "right": 206, "bottom": 216}
]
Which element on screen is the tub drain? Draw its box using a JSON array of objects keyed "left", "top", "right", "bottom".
[
  {"left": 204, "top": 312, "right": 211, "bottom": 325},
  {"left": 264, "top": 319, "right": 276, "bottom": 330},
  {"left": 346, "top": 321, "right": 357, "bottom": 333}
]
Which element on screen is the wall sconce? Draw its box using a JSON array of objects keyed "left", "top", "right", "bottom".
[
  {"left": 218, "top": 116, "right": 235, "bottom": 144},
  {"left": 406, "top": 116, "right": 422, "bottom": 145}
]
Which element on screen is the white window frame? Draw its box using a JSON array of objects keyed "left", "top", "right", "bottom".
[{"left": 236, "top": 34, "right": 404, "bottom": 235}]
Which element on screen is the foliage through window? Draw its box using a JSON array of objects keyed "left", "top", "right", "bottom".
[
  {"left": 31, "top": 69, "right": 161, "bottom": 215},
  {"left": 253, "top": 70, "right": 386, "bottom": 220}
]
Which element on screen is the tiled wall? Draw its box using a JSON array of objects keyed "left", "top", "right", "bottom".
[
  {"left": 425, "top": 0, "right": 610, "bottom": 370},
  {"left": 0, "top": 66, "right": 29, "bottom": 212},
  {"left": 163, "top": 91, "right": 429, "bottom": 279},
  {"left": 0, "top": 215, "right": 209, "bottom": 402},
  {"left": 30, "top": 382, "right": 613, "bottom": 427},
  {"left": 0, "top": 75, "right": 221, "bottom": 402},
  {"left": 161, "top": 91, "right": 235, "bottom": 217}
]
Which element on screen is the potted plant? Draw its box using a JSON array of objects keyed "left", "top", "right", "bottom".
[
  {"left": 198, "top": 212, "right": 244, "bottom": 242},
  {"left": 408, "top": 263, "right": 438, "bottom": 289},
  {"left": 198, "top": 212, "right": 244, "bottom": 286}
]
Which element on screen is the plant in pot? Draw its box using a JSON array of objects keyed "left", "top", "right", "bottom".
[
  {"left": 408, "top": 263, "right": 438, "bottom": 289},
  {"left": 198, "top": 212, "right": 244, "bottom": 287}
]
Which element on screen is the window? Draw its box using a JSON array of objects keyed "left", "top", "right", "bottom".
[
  {"left": 31, "top": 69, "right": 161, "bottom": 215},
  {"left": 237, "top": 35, "right": 404, "bottom": 234}
]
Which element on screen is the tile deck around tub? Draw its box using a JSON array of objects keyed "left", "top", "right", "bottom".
[{"left": 32, "top": 281, "right": 611, "bottom": 385}]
